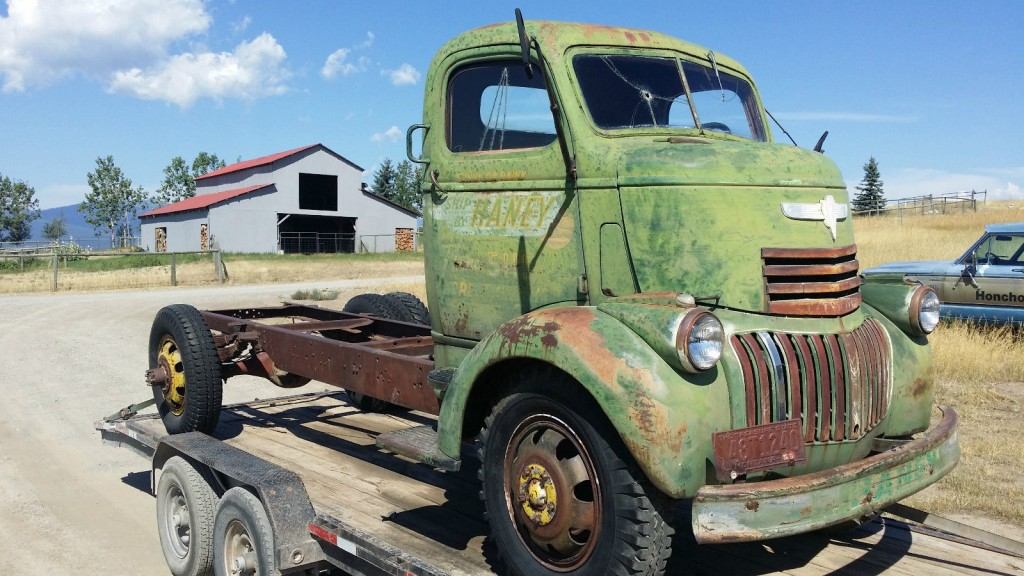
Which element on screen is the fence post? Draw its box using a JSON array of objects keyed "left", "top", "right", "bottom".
[
  {"left": 170, "top": 253, "right": 177, "bottom": 286},
  {"left": 18, "top": 254, "right": 23, "bottom": 271},
  {"left": 51, "top": 253, "right": 58, "bottom": 292},
  {"left": 214, "top": 250, "right": 225, "bottom": 283}
]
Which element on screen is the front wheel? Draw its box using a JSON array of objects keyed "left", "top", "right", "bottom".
[
  {"left": 479, "top": 390, "right": 674, "bottom": 576},
  {"left": 149, "top": 304, "right": 223, "bottom": 434}
]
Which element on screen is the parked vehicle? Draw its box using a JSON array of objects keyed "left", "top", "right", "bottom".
[
  {"left": 102, "top": 12, "right": 959, "bottom": 576},
  {"left": 864, "top": 222, "right": 1024, "bottom": 325}
]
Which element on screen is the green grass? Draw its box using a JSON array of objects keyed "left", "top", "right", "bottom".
[{"left": 0, "top": 250, "right": 422, "bottom": 275}]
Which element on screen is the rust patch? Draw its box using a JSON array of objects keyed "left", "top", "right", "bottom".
[
  {"left": 861, "top": 492, "right": 873, "bottom": 506},
  {"left": 745, "top": 500, "right": 760, "bottom": 512},
  {"left": 624, "top": 31, "right": 637, "bottom": 44},
  {"left": 911, "top": 377, "right": 932, "bottom": 398},
  {"left": 540, "top": 332, "right": 558, "bottom": 349},
  {"left": 799, "top": 505, "right": 813, "bottom": 517}
]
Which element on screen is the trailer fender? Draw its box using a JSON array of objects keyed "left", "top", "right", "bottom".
[
  {"left": 153, "top": 433, "right": 325, "bottom": 571},
  {"left": 436, "top": 306, "right": 730, "bottom": 499}
]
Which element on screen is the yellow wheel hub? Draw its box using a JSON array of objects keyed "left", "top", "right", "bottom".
[
  {"left": 518, "top": 463, "right": 557, "bottom": 526},
  {"left": 158, "top": 338, "right": 187, "bottom": 416}
]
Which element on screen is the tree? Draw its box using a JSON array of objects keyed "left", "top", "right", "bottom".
[
  {"left": 154, "top": 156, "right": 192, "bottom": 205},
  {"left": 393, "top": 160, "right": 422, "bottom": 212},
  {"left": 0, "top": 173, "right": 40, "bottom": 243},
  {"left": 853, "top": 157, "right": 885, "bottom": 215},
  {"left": 191, "top": 152, "right": 225, "bottom": 179},
  {"left": 43, "top": 216, "right": 67, "bottom": 241},
  {"left": 153, "top": 152, "right": 226, "bottom": 206},
  {"left": 372, "top": 158, "right": 397, "bottom": 201},
  {"left": 81, "top": 156, "right": 148, "bottom": 248}
]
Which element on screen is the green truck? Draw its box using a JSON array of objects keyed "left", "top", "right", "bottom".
[{"left": 102, "top": 13, "right": 959, "bottom": 576}]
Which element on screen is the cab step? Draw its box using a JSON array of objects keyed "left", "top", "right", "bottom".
[{"left": 376, "top": 425, "right": 461, "bottom": 471}]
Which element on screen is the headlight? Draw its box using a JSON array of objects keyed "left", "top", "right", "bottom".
[
  {"left": 910, "top": 286, "right": 941, "bottom": 334},
  {"left": 675, "top": 309, "right": 724, "bottom": 372}
]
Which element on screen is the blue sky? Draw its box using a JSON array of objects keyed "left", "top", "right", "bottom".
[{"left": 1, "top": 0, "right": 1022, "bottom": 209}]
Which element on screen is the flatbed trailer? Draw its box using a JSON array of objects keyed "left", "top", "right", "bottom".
[{"left": 97, "top": 391, "right": 1024, "bottom": 576}]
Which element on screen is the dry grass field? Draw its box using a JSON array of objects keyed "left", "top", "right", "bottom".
[{"left": 854, "top": 201, "right": 1024, "bottom": 529}]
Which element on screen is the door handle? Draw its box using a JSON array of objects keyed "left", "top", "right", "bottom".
[{"left": 1013, "top": 268, "right": 1024, "bottom": 273}]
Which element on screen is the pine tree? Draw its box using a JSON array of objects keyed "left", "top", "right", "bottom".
[
  {"left": 853, "top": 157, "right": 885, "bottom": 216},
  {"left": 372, "top": 159, "right": 397, "bottom": 200},
  {"left": 394, "top": 160, "right": 420, "bottom": 212}
]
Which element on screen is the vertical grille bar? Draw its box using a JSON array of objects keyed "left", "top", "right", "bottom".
[
  {"left": 739, "top": 334, "right": 772, "bottom": 424},
  {"left": 792, "top": 336, "right": 817, "bottom": 442},
  {"left": 810, "top": 336, "right": 832, "bottom": 442},
  {"left": 731, "top": 335, "right": 758, "bottom": 427},
  {"left": 843, "top": 332, "right": 862, "bottom": 438},
  {"left": 775, "top": 335, "right": 802, "bottom": 423},
  {"left": 825, "top": 334, "right": 846, "bottom": 441}
]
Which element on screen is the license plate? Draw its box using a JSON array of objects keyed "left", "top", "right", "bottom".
[{"left": 712, "top": 419, "right": 806, "bottom": 481}]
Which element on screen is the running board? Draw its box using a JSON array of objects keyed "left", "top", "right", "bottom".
[{"left": 376, "top": 425, "right": 461, "bottom": 472}]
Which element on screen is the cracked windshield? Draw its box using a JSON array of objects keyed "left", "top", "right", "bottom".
[{"left": 573, "top": 54, "right": 765, "bottom": 140}]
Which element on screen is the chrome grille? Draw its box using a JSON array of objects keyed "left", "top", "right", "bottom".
[{"left": 730, "top": 319, "right": 891, "bottom": 442}]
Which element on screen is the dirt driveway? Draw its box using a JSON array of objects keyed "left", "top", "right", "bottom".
[{"left": 0, "top": 276, "right": 422, "bottom": 575}]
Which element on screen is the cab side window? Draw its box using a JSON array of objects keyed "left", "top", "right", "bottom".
[
  {"left": 974, "top": 234, "right": 1024, "bottom": 265},
  {"left": 446, "top": 59, "right": 557, "bottom": 153}
]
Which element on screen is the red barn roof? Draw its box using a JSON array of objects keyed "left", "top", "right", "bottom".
[
  {"left": 195, "top": 144, "right": 319, "bottom": 181},
  {"left": 141, "top": 184, "right": 273, "bottom": 217}
]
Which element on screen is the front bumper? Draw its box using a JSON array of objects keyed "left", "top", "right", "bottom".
[{"left": 692, "top": 407, "right": 959, "bottom": 544}]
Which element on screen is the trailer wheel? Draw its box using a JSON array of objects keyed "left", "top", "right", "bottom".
[
  {"left": 157, "top": 457, "right": 217, "bottom": 576},
  {"left": 150, "top": 304, "right": 223, "bottom": 434},
  {"left": 214, "top": 488, "right": 276, "bottom": 576},
  {"left": 383, "top": 291, "right": 431, "bottom": 326},
  {"left": 340, "top": 294, "right": 409, "bottom": 412},
  {"left": 479, "top": 388, "right": 674, "bottom": 576}
]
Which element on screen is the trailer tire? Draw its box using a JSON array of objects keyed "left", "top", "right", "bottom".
[
  {"left": 383, "top": 291, "right": 431, "bottom": 326},
  {"left": 150, "top": 304, "right": 223, "bottom": 434},
  {"left": 214, "top": 488, "right": 277, "bottom": 576},
  {"left": 157, "top": 456, "right": 217, "bottom": 576},
  {"left": 478, "top": 383, "right": 674, "bottom": 576},
  {"left": 341, "top": 293, "right": 409, "bottom": 412}
]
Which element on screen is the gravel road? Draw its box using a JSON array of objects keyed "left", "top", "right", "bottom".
[{"left": 0, "top": 277, "right": 422, "bottom": 575}]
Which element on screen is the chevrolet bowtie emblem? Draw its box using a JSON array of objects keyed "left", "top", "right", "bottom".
[{"left": 781, "top": 195, "right": 849, "bottom": 241}]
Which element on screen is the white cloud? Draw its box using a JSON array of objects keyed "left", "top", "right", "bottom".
[
  {"left": 321, "top": 32, "right": 374, "bottom": 80},
  {"left": 108, "top": 33, "right": 290, "bottom": 107},
  {"left": 385, "top": 63, "right": 420, "bottom": 86},
  {"left": 773, "top": 111, "right": 918, "bottom": 123},
  {"left": 370, "top": 126, "right": 403, "bottom": 143},
  {"left": 0, "top": 0, "right": 210, "bottom": 91},
  {"left": 847, "top": 167, "right": 1024, "bottom": 201},
  {"left": 232, "top": 15, "right": 252, "bottom": 34}
]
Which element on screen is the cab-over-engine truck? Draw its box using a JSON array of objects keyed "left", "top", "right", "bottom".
[{"left": 101, "top": 13, "right": 960, "bottom": 576}]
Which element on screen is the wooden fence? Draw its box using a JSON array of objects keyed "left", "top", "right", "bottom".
[
  {"left": 852, "top": 190, "right": 987, "bottom": 219},
  {"left": 0, "top": 249, "right": 226, "bottom": 291}
]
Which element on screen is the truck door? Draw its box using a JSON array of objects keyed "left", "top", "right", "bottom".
[
  {"left": 422, "top": 54, "right": 582, "bottom": 343},
  {"left": 945, "top": 233, "right": 1024, "bottom": 315}
]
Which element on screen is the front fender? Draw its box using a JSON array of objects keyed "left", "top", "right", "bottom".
[{"left": 436, "top": 306, "right": 732, "bottom": 498}]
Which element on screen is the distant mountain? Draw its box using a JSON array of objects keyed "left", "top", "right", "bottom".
[{"left": 31, "top": 203, "right": 140, "bottom": 249}]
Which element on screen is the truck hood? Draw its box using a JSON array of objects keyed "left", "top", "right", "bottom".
[{"left": 613, "top": 140, "right": 853, "bottom": 313}]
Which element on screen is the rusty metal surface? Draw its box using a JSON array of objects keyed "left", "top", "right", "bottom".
[
  {"left": 712, "top": 419, "right": 806, "bottom": 481},
  {"left": 731, "top": 319, "right": 890, "bottom": 443},
  {"left": 693, "top": 407, "right": 960, "bottom": 543},
  {"left": 762, "top": 245, "right": 861, "bottom": 317},
  {"left": 201, "top": 308, "right": 439, "bottom": 414}
]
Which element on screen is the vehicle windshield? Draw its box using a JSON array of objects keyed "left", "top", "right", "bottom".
[{"left": 572, "top": 54, "right": 766, "bottom": 141}]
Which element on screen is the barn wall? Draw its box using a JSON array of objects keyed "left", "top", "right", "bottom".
[{"left": 140, "top": 210, "right": 209, "bottom": 252}]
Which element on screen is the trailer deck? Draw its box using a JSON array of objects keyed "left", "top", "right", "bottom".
[{"left": 98, "top": 391, "right": 1023, "bottom": 576}]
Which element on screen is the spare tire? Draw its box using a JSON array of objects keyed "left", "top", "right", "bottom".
[
  {"left": 384, "top": 292, "right": 431, "bottom": 326},
  {"left": 341, "top": 294, "right": 401, "bottom": 412}
]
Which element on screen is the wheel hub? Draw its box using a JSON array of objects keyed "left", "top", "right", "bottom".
[
  {"left": 518, "top": 463, "right": 557, "bottom": 525},
  {"left": 503, "top": 414, "right": 601, "bottom": 570},
  {"left": 157, "top": 337, "right": 187, "bottom": 416}
]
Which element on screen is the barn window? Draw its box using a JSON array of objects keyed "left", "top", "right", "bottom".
[{"left": 299, "top": 173, "right": 338, "bottom": 211}]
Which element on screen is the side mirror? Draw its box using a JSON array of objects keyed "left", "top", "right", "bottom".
[
  {"left": 406, "top": 124, "right": 429, "bottom": 165},
  {"left": 515, "top": 8, "right": 534, "bottom": 79}
]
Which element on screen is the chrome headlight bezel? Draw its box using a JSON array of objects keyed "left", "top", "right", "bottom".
[
  {"left": 909, "top": 285, "right": 941, "bottom": 334},
  {"left": 675, "top": 309, "right": 724, "bottom": 372}
]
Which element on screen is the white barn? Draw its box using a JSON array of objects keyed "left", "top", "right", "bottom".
[{"left": 139, "top": 144, "right": 419, "bottom": 254}]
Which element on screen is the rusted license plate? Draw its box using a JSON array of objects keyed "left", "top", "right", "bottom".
[{"left": 712, "top": 419, "right": 806, "bottom": 481}]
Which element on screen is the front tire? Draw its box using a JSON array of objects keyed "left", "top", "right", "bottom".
[
  {"left": 157, "top": 457, "right": 217, "bottom": 576},
  {"left": 149, "top": 304, "right": 223, "bottom": 434},
  {"left": 479, "top": 389, "right": 674, "bottom": 576},
  {"left": 213, "top": 488, "right": 276, "bottom": 576}
]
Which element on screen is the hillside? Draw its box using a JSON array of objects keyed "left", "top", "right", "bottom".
[{"left": 30, "top": 203, "right": 140, "bottom": 249}]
